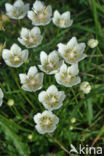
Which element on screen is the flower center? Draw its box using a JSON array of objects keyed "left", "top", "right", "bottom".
[
  {"left": 29, "top": 38, "right": 34, "bottom": 43},
  {"left": 44, "top": 118, "right": 51, "bottom": 125},
  {"left": 60, "top": 19, "right": 65, "bottom": 25},
  {"left": 14, "top": 56, "right": 20, "bottom": 62},
  {"left": 50, "top": 96, "right": 56, "bottom": 103},
  {"left": 70, "top": 51, "right": 75, "bottom": 58},
  {"left": 34, "top": 10, "right": 47, "bottom": 22},
  {"left": 30, "top": 79, "right": 36, "bottom": 85}
]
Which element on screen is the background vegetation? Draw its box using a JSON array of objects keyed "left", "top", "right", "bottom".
[{"left": 0, "top": 0, "right": 104, "bottom": 155}]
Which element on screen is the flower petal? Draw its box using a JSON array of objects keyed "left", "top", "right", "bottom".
[
  {"left": 14, "top": 0, "right": 24, "bottom": 7},
  {"left": 5, "top": 3, "right": 13, "bottom": 12},
  {"left": 19, "top": 74, "right": 28, "bottom": 84},
  {"left": 2, "top": 49, "right": 10, "bottom": 60},
  {"left": 40, "top": 51, "right": 48, "bottom": 65},
  {"left": 38, "top": 91, "right": 47, "bottom": 102},
  {"left": 67, "top": 37, "right": 77, "bottom": 49},
  {"left": 21, "top": 49, "right": 29, "bottom": 61},
  {"left": 27, "top": 66, "right": 38, "bottom": 76},
  {"left": 68, "top": 64, "right": 79, "bottom": 76},
  {"left": 0, "top": 89, "right": 3, "bottom": 99},
  {"left": 47, "top": 85, "right": 58, "bottom": 95}
]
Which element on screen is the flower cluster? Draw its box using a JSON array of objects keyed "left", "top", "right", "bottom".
[{"left": 2, "top": 0, "right": 92, "bottom": 134}]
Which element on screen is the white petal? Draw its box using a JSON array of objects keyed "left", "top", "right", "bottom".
[
  {"left": 61, "top": 11, "right": 70, "bottom": 19},
  {"left": 76, "top": 43, "right": 86, "bottom": 53},
  {"left": 46, "top": 5, "right": 52, "bottom": 17},
  {"left": 55, "top": 73, "right": 63, "bottom": 85},
  {"left": 3, "top": 60, "right": 13, "bottom": 67},
  {"left": 67, "top": 37, "right": 78, "bottom": 49},
  {"left": 0, "top": 89, "right": 3, "bottom": 98},
  {"left": 57, "top": 43, "right": 67, "bottom": 56},
  {"left": 54, "top": 115, "right": 59, "bottom": 124},
  {"left": 31, "top": 27, "right": 41, "bottom": 35},
  {"left": 35, "top": 125, "right": 45, "bottom": 134},
  {"left": 38, "top": 91, "right": 47, "bottom": 102},
  {"left": 46, "top": 125, "right": 57, "bottom": 133},
  {"left": 10, "top": 44, "right": 21, "bottom": 55},
  {"left": 19, "top": 74, "right": 27, "bottom": 84},
  {"left": 53, "top": 10, "right": 60, "bottom": 19},
  {"left": 68, "top": 64, "right": 79, "bottom": 76},
  {"left": 48, "top": 51, "right": 59, "bottom": 63},
  {"left": 2, "top": 49, "right": 10, "bottom": 60},
  {"left": 47, "top": 85, "right": 58, "bottom": 95},
  {"left": 35, "top": 73, "right": 44, "bottom": 84},
  {"left": 14, "top": 0, "right": 24, "bottom": 7},
  {"left": 42, "top": 110, "right": 52, "bottom": 116},
  {"left": 20, "top": 27, "right": 29, "bottom": 38},
  {"left": 27, "top": 66, "right": 38, "bottom": 76},
  {"left": 77, "top": 54, "right": 87, "bottom": 62},
  {"left": 21, "top": 49, "right": 29, "bottom": 61},
  {"left": 69, "top": 76, "right": 81, "bottom": 87},
  {"left": 33, "top": 113, "right": 41, "bottom": 124},
  {"left": 58, "top": 91, "right": 66, "bottom": 102},
  {"left": 40, "top": 51, "right": 48, "bottom": 65},
  {"left": 33, "top": 0, "right": 45, "bottom": 12},
  {"left": 27, "top": 11, "right": 34, "bottom": 20},
  {"left": 18, "top": 38, "right": 25, "bottom": 46},
  {"left": 60, "top": 63, "right": 67, "bottom": 73},
  {"left": 5, "top": 3, "right": 13, "bottom": 12},
  {"left": 21, "top": 84, "right": 32, "bottom": 92}
]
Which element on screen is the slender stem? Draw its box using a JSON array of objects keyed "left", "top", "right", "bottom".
[{"left": 47, "top": 134, "right": 70, "bottom": 155}]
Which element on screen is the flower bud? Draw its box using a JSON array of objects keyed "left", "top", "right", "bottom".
[
  {"left": 71, "top": 117, "right": 76, "bottom": 123},
  {"left": 69, "top": 126, "right": 74, "bottom": 130},
  {"left": 80, "top": 81, "right": 91, "bottom": 94},
  {"left": 7, "top": 99, "right": 14, "bottom": 106},
  {"left": 28, "top": 134, "right": 33, "bottom": 140},
  {"left": 88, "top": 39, "right": 98, "bottom": 48}
]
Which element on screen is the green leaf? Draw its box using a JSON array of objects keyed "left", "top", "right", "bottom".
[{"left": 0, "top": 115, "right": 30, "bottom": 156}]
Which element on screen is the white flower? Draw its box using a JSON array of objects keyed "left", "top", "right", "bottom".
[
  {"left": 38, "top": 51, "right": 63, "bottom": 75},
  {"left": 57, "top": 37, "right": 86, "bottom": 64},
  {"left": 38, "top": 85, "right": 66, "bottom": 111},
  {"left": 2, "top": 44, "right": 28, "bottom": 68},
  {"left": 0, "top": 88, "right": 3, "bottom": 107},
  {"left": 55, "top": 63, "right": 81, "bottom": 87},
  {"left": 33, "top": 110, "right": 59, "bottom": 134},
  {"left": 19, "top": 66, "right": 44, "bottom": 92},
  {"left": 27, "top": 0, "right": 52, "bottom": 26},
  {"left": 52, "top": 10, "right": 73, "bottom": 28},
  {"left": 88, "top": 38, "right": 99, "bottom": 48},
  {"left": 5, "top": 0, "right": 29, "bottom": 20},
  {"left": 80, "top": 81, "right": 91, "bottom": 94},
  {"left": 18, "top": 27, "right": 43, "bottom": 48}
]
